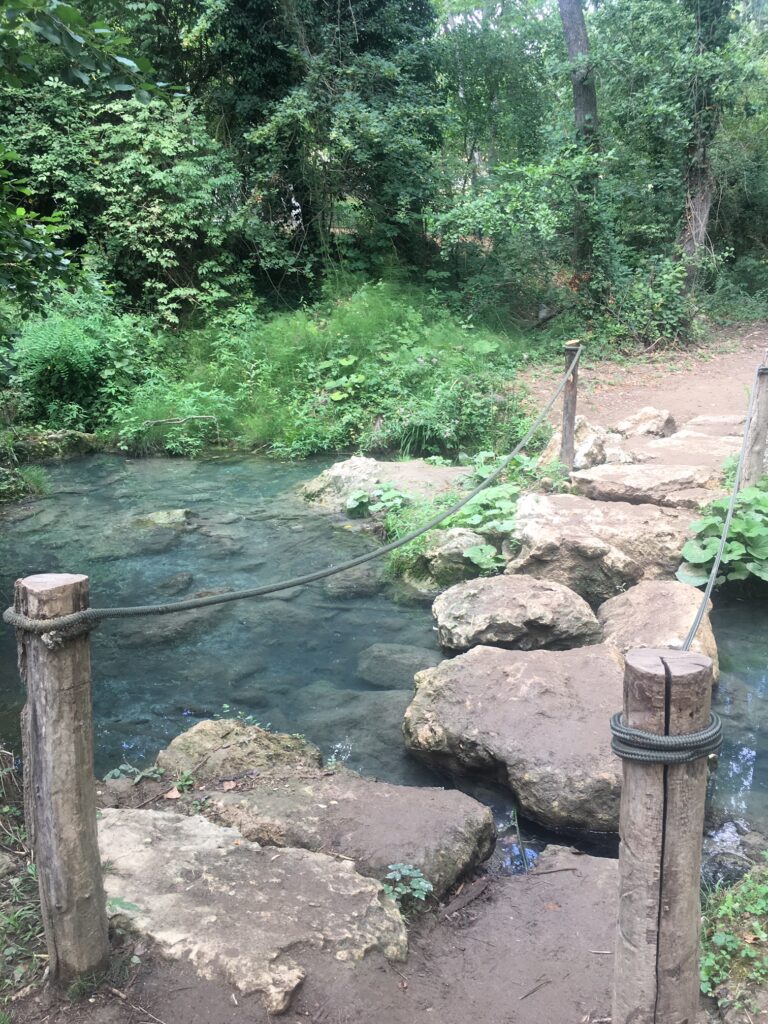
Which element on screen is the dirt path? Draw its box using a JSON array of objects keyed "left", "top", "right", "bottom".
[
  {"left": 523, "top": 322, "right": 768, "bottom": 428},
  {"left": 13, "top": 848, "right": 618, "bottom": 1024}
]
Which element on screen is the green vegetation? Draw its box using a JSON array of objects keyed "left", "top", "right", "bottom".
[
  {"left": 382, "top": 863, "right": 434, "bottom": 913},
  {"left": 700, "top": 855, "right": 768, "bottom": 1011},
  {"left": 0, "top": 748, "right": 44, "bottom": 1001},
  {"left": 677, "top": 483, "right": 768, "bottom": 587}
]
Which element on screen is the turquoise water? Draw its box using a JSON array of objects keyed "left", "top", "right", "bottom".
[
  {"left": 709, "top": 598, "right": 768, "bottom": 829},
  {"left": 0, "top": 454, "right": 766, "bottom": 835},
  {"left": 0, "top": 455, "right": 442, "bottom": 786}
]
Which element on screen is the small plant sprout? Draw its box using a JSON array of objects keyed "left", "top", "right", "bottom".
[
  {"left": 176, "top": 770, "right": 195, "bottom": 793},
  {"left": 382, "top": 863, "right": 433, "bottom": 912}
]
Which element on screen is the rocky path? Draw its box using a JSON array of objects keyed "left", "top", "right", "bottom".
[{"left": 16, "top": 332, "right": 768, "bottom": 1024}]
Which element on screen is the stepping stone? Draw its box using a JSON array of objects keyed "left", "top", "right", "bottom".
[
  {"left": 202, "top": 767, "right": 495, "bottom": 897},
  {"left": 639, "top": 430, "right": 741, "bottom": 469},
  {"left": 571, "top": 463, "right": 723, "bottom": 508},
  {"left": 597, "top": 580, "right": 719, "bottom": 682},
  {"left": 403, "top": 644, "right": 624, "bottom": 832},
  {"left": 686, "top": 414, "right": 745, "bottom": 436},
  {"left": 613, "top": 406, "right": 676, "bottom": 437},
  {"left": 432, "top": 575, "right": 601, "bottom": 652},
  {"left": 507, "top": 493, "right": 694, "bottom": 605},
  {"left": 98, "top": 808, "right": 407, "bottom": 1014},
  {"left": 154, "top": 718, "right": 494, "bottom": 896}
]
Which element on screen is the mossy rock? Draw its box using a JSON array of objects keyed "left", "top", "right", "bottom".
[{"left": 156, "top": 719, "right": 323, "bottom": 782}]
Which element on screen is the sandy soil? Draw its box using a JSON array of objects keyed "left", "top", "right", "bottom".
[
  {"left": 12, "top": 848, "right": 619, "bottom": 1024},
  {"left": 523, "top": 323, "right": 768, "bottom": 428}
]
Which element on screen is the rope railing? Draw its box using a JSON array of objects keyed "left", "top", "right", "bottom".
[{"left": 3, "top": 348, "right": 582, "bottom": 636}]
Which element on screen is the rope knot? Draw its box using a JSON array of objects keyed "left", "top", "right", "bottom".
[{"left": 610, "top": 711, "right": 722, "bottom": 765}]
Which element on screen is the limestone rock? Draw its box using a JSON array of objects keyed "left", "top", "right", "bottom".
[
  {"left": 134, "top": 508, "right": 190, "bottom": 528},
  {"left": 506, "top": 492, "right": 694, "bottom": 605},
  {"left": 204, "top": 766, "right": 494, "bottom": 897},
  {"left": 539, "top": 415, "right": 609, "bottom": 470},
  {"left": 322, "top": 560, "right": 385, "bottom": 597},
  {"left": 423, "top": 527, "right": 487, "bottom": 586},
  {"left": 98, "top": 808, "right": 407, "bottom": 1014},
  {"left": 357, "top": 642, "right": 442, "bottom": 689},
  {"left": 571, "top": 463, "right": 723, "bottom": 508},
  {"left": 432, "top": 575, "right": 601, "bottom": 652},
  {"left": 597, "top": 580, "right": 719, "bottom": 682},
  {"left": 614, "top": 406, "right": 676, "bottom": 437},
  {"left": 403, "top": 644, "right": 624, "bottom": 831},
  {"left": 644, "top": 430, "right": 741, "bottom": 467},
  {"left": 156, "top": 719, "right": 323, "bottom": 781},
  {"left": 301, "top": 456, "right": 469, "bottom": 514},
  {"left": 686, "top": 414, "right": 745, "bottom": 436}
]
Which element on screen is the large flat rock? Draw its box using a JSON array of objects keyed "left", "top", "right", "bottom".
[
  {"left": 152, "top": 718, "right": 493, "bottom": 896},
  {"left": 506, "top": 492, "right": 694, "bottom": 605},
  {"left": 202, "top": 766, "right": 494, "bottom": 897},
  {"left": 571, "top": 463, "right": 723, "bottom": 509},
  {"left": 432, "top": 574, "right": 601, "bottom": 652},
  {"left": 597, "top": 580, "right": 719, "bottom": 682},
  {"left": 301, "top": 456, "right": 469, "bottom": 514},
  {"left": 403, "top": 644, "right": 624, "bottom": 832},
  {"left": 632, "top": 430, "right": 741, "bottom": 469},
  {"left": 98, "top": 808, "right": 407, "bottom": 1014}
]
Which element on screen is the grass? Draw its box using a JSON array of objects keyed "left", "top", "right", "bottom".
[
  {"left": 0, "top": 748, "right": 45, "bottom": 1002},
  {"left": 700, "top": 853, "right": 768, "bottom": 1011}
]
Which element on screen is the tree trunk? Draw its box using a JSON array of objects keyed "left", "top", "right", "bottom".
[
  {"left": 679, "top": 155, "right": 714, "bottom": 291},
  {"left": 558, "top": 0, "right": 599, "bottom": 149},
  {"left": 558, "top": 0, "right": 599, "bottom": 275}
]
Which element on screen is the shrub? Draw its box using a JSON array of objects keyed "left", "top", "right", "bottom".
[{"left": 676, "top": 484, "right": 768, "bottom": 587}]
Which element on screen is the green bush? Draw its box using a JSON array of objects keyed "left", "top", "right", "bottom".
[{"left": 9, "top": 286, "right": 161, "bottom": 430}]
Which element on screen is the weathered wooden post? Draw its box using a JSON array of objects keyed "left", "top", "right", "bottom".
[
  {"left": 560, "top": 340, "right": 581, "bottom": 471},
  {"left": 743, "top": 352, "right": 768, "bottom": 489},
  {"left": 613, "top": 648, "right": 716, "bottom": 1024},
  {"left": 14, "top": 573, "right": 110, "bottom": 984}
]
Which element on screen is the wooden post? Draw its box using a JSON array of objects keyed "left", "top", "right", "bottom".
[
  {"left": 743, "top": 354, "right": 768, "bottom": 489},
  {"left": 560, "top": 341, "right": 581, "bottom": 470},
  {"left": 14, "top": 574, "right": 110, "bottom": 984},
  {"left": 613, "top": 648, "right": 714, "bottom": 1024}
]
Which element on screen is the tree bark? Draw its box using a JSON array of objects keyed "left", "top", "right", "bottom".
[{"left": 558, "top": 0, "right": 599, "bottom": 148}]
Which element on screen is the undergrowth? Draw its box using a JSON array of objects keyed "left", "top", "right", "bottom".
[
  {"left": 700, "top": 854, "right": 768, "bottom": 1011},
  {"left": 5, "top": 280, "right": 562, "bottom": 460}
]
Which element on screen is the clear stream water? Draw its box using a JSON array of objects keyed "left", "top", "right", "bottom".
[{"left": 0, "top": 455, "right": 766, "bottom": 838}]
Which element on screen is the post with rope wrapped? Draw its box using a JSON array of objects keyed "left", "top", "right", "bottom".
[
  {"left": 560, "top": 340, "right": 581, "bottom": 470},
  {"left": 14, "top": 573, "right": 110, "bottom": 984},
  {"left": 742, "top": 353, "right": 768, "bottom": 488},
  {"left": 612, "top": 648, "right": 720, "bottom": 1024}
]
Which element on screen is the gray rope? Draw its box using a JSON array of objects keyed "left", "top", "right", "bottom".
[
  {"left": 3, "top": 348, "right": 581, "bottom": 635},
  {"left": 682, "top": 365, "right": 760, "bottom": 651},
  {"left": 610, "top": 711, "right": 723, "bottom": 764}
]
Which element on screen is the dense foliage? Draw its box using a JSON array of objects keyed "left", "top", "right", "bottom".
[{"left": 1, "top": 0, "right": 768, "bottom": 465}]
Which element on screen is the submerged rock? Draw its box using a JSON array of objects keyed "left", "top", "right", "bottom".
[
  {"left": 98, "top": 807, "right": 407, "bottom": 1014},
  {"left": 597, "top": 580, "right": 719, "bottom": 682},
  {"left": 133, "top": 508, "right": 191, "bottom": 528},
  {"left": 614, "top": 406, "right": 676, "bottom": 438},
  {"left": 403, "top": 644, "right": 624, "bottom": 832},
  {"left": 357, "top": 642, "right": 442, "bottom": 689},
  {"left": 322, "top": 560, "right": 385, "bottom": 598},
  {"left": 432, "top": 575, "right": 601, "bottom": 652},
  {"left": 506, "top": 492, "right": 694, "bottom": 605}
]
